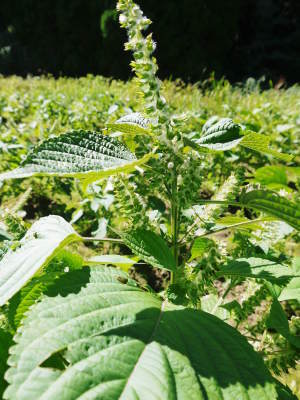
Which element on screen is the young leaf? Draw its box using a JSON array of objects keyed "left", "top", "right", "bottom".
[
  {"left": 189, "top": 237, "right": 214, "bottom": 261},
  {"left": 240, "top": 132, "right": 293, "bottom": 162},
  {"left": 240, "top": 190, "right": 300, "bottom": 231},
  {"left": 107, "top": 113, "right": 153, "bottom": 136},
  {"left": 0, "top": 215, "right": 80, "bottom": 306},
  {"left": 121, "top": 229, "right": 176, "bottom": 271},
  {"left": 188, "top": 117, "right": 291, "bottom": 161},
  {"left": 266, "top": 299, "right": 300, "bottom": 349},
  {"left": 4, "top": 267, "right": 288, "bottom": 400},
  {"left": 197, "top": 118, "right": 243, "bottom": 150},
  {"left": 0, "top": 131, "right": 151, "bottom": 184},
  {"left": 217, "top": 257, "right": 298, "bottom": 284}
]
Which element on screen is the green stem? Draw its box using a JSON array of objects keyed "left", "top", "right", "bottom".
[
  {"left": 170, "top": 165, "right": 179, "bottom": 283},
  {"left": 81, "top": 236, "right": 123, "bottom": 244},
  {"left": 179, "top": 217, "right": 269, "bottom": 247},
  {"left": 198, "top": 217, "right": 266, "bottom": 238},
  {"left": 197, "top": 199, "right": 242, "bottom": 207}
]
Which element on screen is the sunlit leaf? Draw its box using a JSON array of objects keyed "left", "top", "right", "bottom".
[
  {"left": 240, "top": 132, "right": 293, "bottom": 162},
  {"left": 0, "top": 215, "right": 80, "bottom": 306},
  {"left": 0, "top": 131, "right": 152, "bottom": 185},
  {"left": 190, "top": 237, "right": 214, "bottom": 261},
  {"left": 107, "top": 112, "right": 153, "bottom": 136},
  {"left": 4, "top": 267, "right": 285, "bottom": 400}
]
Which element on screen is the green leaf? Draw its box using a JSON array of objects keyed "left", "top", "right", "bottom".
[
  {"left": 0, "top": 229, "right": 13, "bottom": 242},
  {"left": 4, "top": 267, "right": 289, "bottom": 400},
  {"left": 267, "top": 299, "right": 300, "bottom": 349},
  {"left": 240, "top": 190, "right": 300, "bottom": 231},
  {"left": 278, "top": 257, "right": 300, "bottom": 302},
  {"left": 0, "top": 328, "right": 12, "bottom": 398},
  {"left": 0, "top": 131, "right": 152, "bottom": 184},
  {"left": 0, "top": 215, "right": 80, "bottom": 306},
  {"left": 7, "top": 251, "right": 84, "bottom": 330},
  {"left": 107, "top": 113, "right": 153, "bottom": 136},
  {"left": 188, "top": 117, "right": 291, "bottom": 161},
  {"left": 197, "top": 118, "right": 243, "bottom": 150},
  {"left": 121, "top": 229, "right": 176, "bottom": 271},
  {"left": 240, "top": 132, "right": 293, "bottom": 162},
  {"left": 254, "top": 166, "right": 288, "bottom": 187},
  {"left": 190, "top": 237, "right": 214, "bottom": 261},
  {"left": 217, "top": 257, "right": 298, "bottom": 283}
]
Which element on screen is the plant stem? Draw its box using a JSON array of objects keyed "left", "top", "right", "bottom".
[
  {"left": 178, "top": 217, "right": 269, "bottom": 247},
  {"left": 198, "top": 218, "right": 266, "bottom": 238},
  {"left": 170, "top": 165, "right": 179, "bottom": 283},
  {"left": 197, "top": 199, "right": 242, "bottom": 207},
  {"left": 81, "top": 236, "right": 123, "bottom": 244}
]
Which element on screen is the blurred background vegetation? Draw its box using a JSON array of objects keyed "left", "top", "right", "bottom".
[{"left": 0, "top": 0, "right": 299, "bottom": 84}]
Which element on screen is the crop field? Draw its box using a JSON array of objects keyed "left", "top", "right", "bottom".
[{"left": 0, "top": 1, "right": 299, "bottom": 399}]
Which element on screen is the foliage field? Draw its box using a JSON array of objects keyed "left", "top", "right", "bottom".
[{"left": 0, "top": 73, "right": 299, "bottom": 399}]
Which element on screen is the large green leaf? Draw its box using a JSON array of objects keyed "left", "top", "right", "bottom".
[
  {"left": 240, "top": 190, "right": 300, "bottom": 231},
  {"left": 0, "top": 131, "right": 151, "bottom": 184},
  {"left": 217, "top": 257, "right": 298, "bottom": 283},
  {"left": 107, "top": 113, "right": 153, "bottom": 136},
  {"left": 121, "top": 228, "right": 176, "bottom": 271},
  {"left": 7, "top": 251, "right": 84, "bottom": 331},
  {"left": 4, "top": 267, "right": 291, "bottom": 400},
  {"left": 0, "top": 328, "right": 12, "bottom": 398},
  {"left": 0, "top": 215, "right": 80, "bottom": 306}
]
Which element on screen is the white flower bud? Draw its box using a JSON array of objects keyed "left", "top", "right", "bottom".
[
  {"left": 167, "top": 162, "right": 174, "bottom": 169},
  {"left": 119, "top": 14, "right": 127, "bottom": 24}
]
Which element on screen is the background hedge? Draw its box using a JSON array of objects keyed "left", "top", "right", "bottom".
[{"left": 0, "top": 0, "right": 299, "bottom": 83}]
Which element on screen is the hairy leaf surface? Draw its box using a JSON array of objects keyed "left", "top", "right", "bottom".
[
  {"left": 197, "top": 118, "right": 243, "bottom": 150},
  {"left": 240, "top": 190, "right": 300, "bottom": 231},
  {"left": 0, "top": 216, "right": 80, "bottom": 306},
  {"left": 0, "top": 131, "right": 151, "bottom": 183},
  {"left": 190, "top": 118, "right": 291, "bottom": 160},
  {"left": 240, "top": 133, "right": 293, "bottom": 162},
  {"left": 107, "top": 113, "right": 152, "bottom": 135},
  {"left": 4, "top": 267, "right": 287, "bottom": 400},
  {"left": 122, "top": 229, "right": 176, "bottom": 271}
]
